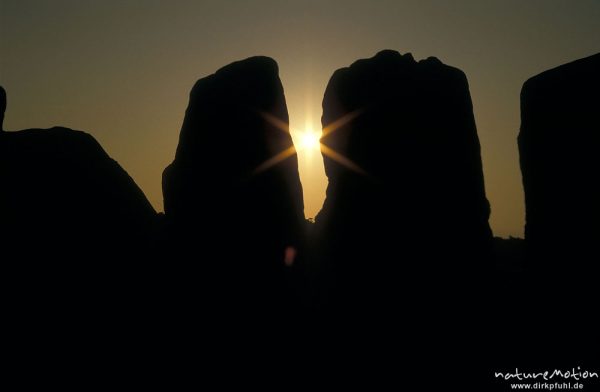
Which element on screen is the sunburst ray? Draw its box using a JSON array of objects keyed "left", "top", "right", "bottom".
[
  {"left": 320, "top": 143, "right": 367, "bottom": 175},
  {"left": 253, "top": 145, "right": 297, "bottom": 175},
  {"left": 321, "top": 108, "right": 364, "bottom": 138},
  {"left": 260, "top": 112, "right": 291, "bottom": 134},
  {"left": 255, "top": 109, "right": 366, "bottom": 177}
]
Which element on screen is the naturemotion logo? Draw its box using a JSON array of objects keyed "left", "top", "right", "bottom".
[
  {"left": 494, "top": 368, "right": 598, "bottom": 381},
  {"left": 494, "top": 367, "right": 598, "bottom": 390}
]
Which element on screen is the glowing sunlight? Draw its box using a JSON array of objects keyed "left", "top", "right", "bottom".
[{"left": 298, "top": 128, "right": 321, "bottom": 152}]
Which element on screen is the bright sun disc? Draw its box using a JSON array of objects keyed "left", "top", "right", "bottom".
[{"left": 300, "top": 131, "right": 320, "bottom": 150}]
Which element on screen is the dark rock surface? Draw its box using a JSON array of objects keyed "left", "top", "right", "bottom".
[
  {"left": 518, "top": 52, "right": 600, "bottom": 274},
  {"left": 0, "top": 87, "right": 158, "bottom": 331},
  {"left": 306, "top": 50, "right": 499, "bottom": 382},
  {"left": 162, "top": 57, "right": 305, "bottom": 311},
  {"left": 514, "top": 54, "right": 599, "bottom": 360},
  {"left": 0, "top": 128, "right": 156, "bottom": 258},
  {"left": 312, "top": 50, "right": 492, "bottom": 308}
]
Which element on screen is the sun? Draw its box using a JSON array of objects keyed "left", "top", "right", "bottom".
[{"left": 299, "top": 129, "right": 321, "bottom": 151}]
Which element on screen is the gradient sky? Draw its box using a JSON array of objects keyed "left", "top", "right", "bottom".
[{"left": 1, "top": 0, "right": 599, "bottom": 237}]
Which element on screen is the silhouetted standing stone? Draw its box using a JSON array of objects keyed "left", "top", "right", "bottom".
[
  {"left": 0, "top": 87, "right": 158, "bottom": 339},
  {"left": 0, "top": 129, "right": 156, "bottom": 260},
  {"left": 0, "top": 87, "right": 157, "bottom": 287},
  {"left": 518, "top": 53, "right": 600, "bottom": 274},
  {"left": 514, "top": 54, "right": 599, "bottom": 362},
  {"left": 0, "top": 125, "right": 157, "bottom": 261},
  {"left": 162, "top": 57, "right": 304, "bottom": 311},
  {"left": 314, "top": 50, "right": 492, "bottom": 308}
]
